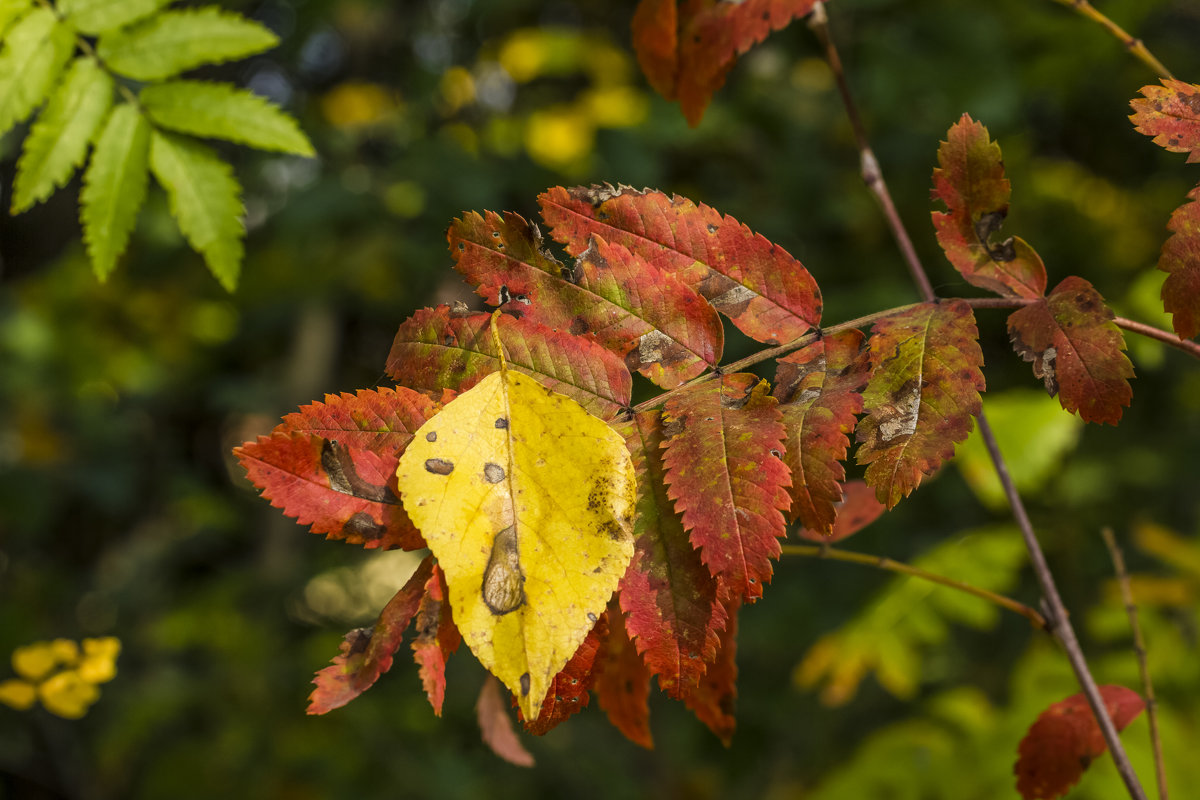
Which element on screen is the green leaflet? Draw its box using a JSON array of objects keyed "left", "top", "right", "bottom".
[
  {"left": 13, "top": 58, "right": 114, "bottom": 214},
  {"left": 0, "top": 0, "right": 33, "bottom": 37},
  {"left": 141, "top": 81, "right": 313, "bottom": 156},
  {"left": 149, "top": 131, "right": 245, "bottom": 291},
  {"left": 58, "top": 0, "right": 173, "bottom": 35},
  {"left": 81, "top": 104, "right": 150, "bottom": 281},
  {"left": 0, "top": 8, "right": 75, "bottom": 138},
  {"left": 97, "top": 7, "right": 278, "bottom": 81}
]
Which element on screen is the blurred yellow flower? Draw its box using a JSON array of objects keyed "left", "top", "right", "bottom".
[
  {"left": 78, "top": 637, "right": 121, "bottom": 684},
  {"left": 39, "top": 671, "right": 100, "bottom": 719},
  {"left": 13, "top": 641, "right": 61, "bottom": 681},
  {"left": 0, "top": 679, "right": 36, "bottom": 710},
  {"left": 4, "top": 637, "right": 120, "bottom": 718},
  {"left": 582, "top": 86, "right": 649, "bottom": 128}
]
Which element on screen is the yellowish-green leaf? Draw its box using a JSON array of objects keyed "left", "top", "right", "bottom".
[
  {"left": 397, "top": 314, "right": 636, "bottom": 720},
  {"left": 148, "top": 130, "right": 245, "bottom": 290},
  {"left": 58, "top": 0, "right": 172, "bottom": 34},
  {"left": 0, "top": 8, "right": 74, "bottom": 138},
  {"left": 141, "top": 80, "right": 314, "bottom": 156},
  {"left": 13, "top": 58, "right": 114, "bottom": 213},
  {"left": 80, "top": 103, "right": 150, "bottom": 280},
  {"left": 97, "top": 7, "right": 278, "bottom": 81},
  {"left": 0, "top": 0, "right": 33, "bottom": 37}
]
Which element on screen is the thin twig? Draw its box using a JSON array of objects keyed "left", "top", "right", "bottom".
[
  {"left": 1048, "top": 0, "right": 1174, "bottom": 79},
  {"left": 808, "top": 4, "right": 1149, "bottom": 797},
  {"left": 781, "top": 543, "right": 1048, "bottom": 629},
  {"left": 1114, "top": 316, "right": 1200, "bottom": 360},
  {"left": 1102, "top": 528, "right": 1169, "bottom": 800}
]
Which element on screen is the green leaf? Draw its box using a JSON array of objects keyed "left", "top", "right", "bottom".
[
  {"left": 80, "top": 103, "right": 150, "bottom": 281},
  {"left": 0, "top": 0, "right": 33, "bottom": 38},
  {"left": 13, "top": 57, "right": 114, "bottom": 214},
  {"left": 57, "top": 0, "right": 172, "bottom": 35},
  {"left": 97, "top": 7, "right": 278, "bottom": 81},
  {"left": 0, "top": 8, "right": 75, "bottom": 138},
  {"left": 140, "top": 81, "right": 313, "bottom": 156},
  {"left": 149, "top": 130, "right": 245, "bottom": 290}
]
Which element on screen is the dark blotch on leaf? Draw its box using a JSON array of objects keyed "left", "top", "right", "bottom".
[
  {"left": 484, "top": 463, "right": 505, "bottom": 483},
  {"left": 425, "top": 431, "right": 437, "bottom": 442},
  {"left": 343, "top": 511, "right": 387, "bottom": 540},
  {"left": 520, "top": 673, "right": 531, "bottom": 696},
  {"left": 424, "top": 458, "right": 455, "bottom": 475},
  {"left": 495, "top": 417, "right": 509, "bottom": 429}
]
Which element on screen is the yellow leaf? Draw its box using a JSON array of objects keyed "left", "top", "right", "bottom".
[
  {"left": 38, "top": 670, "right": 100, "bottom": 719},
  {"left": 12, "top": 642, "right": 58, "bottom": 681},
  {"left": 397, "top": 312, "right": 635, "bottom": 719},
  {"left": 0, "top": 679, "right": 36, "bottom": 710}
]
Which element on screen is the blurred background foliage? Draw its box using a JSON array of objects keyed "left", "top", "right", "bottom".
[{"left": 1, "top": 0, "right": 1198, "bottom": 797}]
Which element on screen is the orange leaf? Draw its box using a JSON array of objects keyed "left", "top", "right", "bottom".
[
  {"left": 520, "top": 616, "right": 607, "bottom": 735},
  {"left": 1158, "top": 184, "right": 1200, "bottom": 339},
  {"left": 594, "top": 602, "right": 654, "bottom": 749},
  {"left": 476, "top": 676, "right": 535, "bottom": 767},
  {"left": 410, "top": 564, "right": 461, "bottom": 716},
  {"left": 1130, "top": 79, "right": 1200, "bottom": 163}
]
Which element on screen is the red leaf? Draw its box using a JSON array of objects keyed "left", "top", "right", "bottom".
[
  {"left": 931, "top": 114, "right": 1047, "bottom": 299},
  {"left": 1158, "top": 184, "right": 1200, "bottom": 339},
  {"left": 1007, "top": 277, "right": 1134, "bottom": 425},
  {"left": 679, "top": 595, "right": 740, "bottom": 745},
  {"left": 450, "top": 210, "right": 723, "bottom": 388},
  {"left": 476, "top": 675, "right": 535, "bottom": 767},
  {"left": 616, "top": 410, "right": 727, "bottom": 696},
  {"left": 856, "top": 301, "right": 985, "bottom": 508},
  {"left": 520, "top": 616, "right": 607, "bottom": 735},
  {"left": 1014, "top": 685, "right": 1145, "bottom": 800},
  {"left": 1130, "top": 79, "right": 1200, "bottom": 163},
  {"left": 774, "top": 330, "right": 869, "bottom": 533},
  {"left": 307, "top": 556, "right": 435, "bottom": 714},
  {"left": 594, "top": 602, "right": 654, "bottom": 749},
  {"left": 385, "top": 304, "right": 632, "bottom": 419},
  {"left": 631, "top": 0, "right": 678, "bottom": 99},
  {"left": 539, "top": 185, "right": 822, "bottom": 345},
  {"left": 410, "top": 564, "right": 461, "bottom": 716},
  {"left": 795, "top": 480, "right": 886, "bottom": 543},
  {"left": 661, "top": 374, "right": 791, "bottom": 601}
]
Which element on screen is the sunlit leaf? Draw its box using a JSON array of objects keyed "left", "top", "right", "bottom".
[
  {"left": 140, "top": 81, "right": 314, "bottom": 156},
  {"left": 80, "top": 103, "right": 151, "bottom": 281},
  {"left": 58, "top": 0, "right": 172, "bottom": 35},
  {"left": 520, "top": 616, "right": 606, "bottom": 735},
  {"left": 0, "top": 8, "right": 74, "bottom": 138},
  {"left": 1130, "top": 79, "right": 1200, "bottom": 163}
]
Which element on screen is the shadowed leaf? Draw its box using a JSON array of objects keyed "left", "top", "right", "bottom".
[
  {"left": 1156, "top": 184, "right": 1200, "bottom": 339},
  {"left": 477, "top": 676, "right": 534, "bottom": 767},
  {"left": 679, "top": 595, "right": 740, "bottom": 745},
  {"left": 795, "top": 480, "right": 886, "bottom": 543},
  {"left": 520, "top": 616, "right": 607, "bottom": 735},
  {"left": 411, "top": 564, "right": 461, "bottom": 716},
  {"left": 594, "top": 602, "right": 654, "bottom": 749}
]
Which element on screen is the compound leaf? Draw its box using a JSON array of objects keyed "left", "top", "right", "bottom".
[
  {"left": 1157, "top": 184, "right": 1200, "bottom": 339},
  {"left": 540, "top": 185, "right": 822, "bottom": 345},
  {"left": 594, "top": 602, "right": 654, "bottom": 749},
  {"left": 411, "top": 564, "right": 461, "bottom": 716},
  {"left": 140, "top": 80, "right": 313, "bottom": 156},
  {"left": 0, "top": 0, "right": 32, "bottom": 37},
  {"left": 1007, "top": 276, "right": 1134, "bottom": 425},
  {"left": 679, "top": 595, "right": 740, "bottom": 745},
  {"left": 80, "top": 103, "right": 150, "bottom": 280},
  {"left": 661, "top": 374, "right": 791, "bottom": 602},
  {"left": 931, "top": 114, "right": 1047, "bottom": 299},
  {"left": 856, "top": 301, "right": 985, "bottom": 508},
  {"left": 0, "top": 8, "right": 74, "bottom": 138},
  {"left": 1130, "top": 79, "right": 1200, "bottom": 163},
  {"left": 58, "top": 0, "right": 172, "bottom": 35}
]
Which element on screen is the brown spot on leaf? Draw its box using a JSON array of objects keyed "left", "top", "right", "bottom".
[
  {"left": 425, "top": 431, "right": 437, "bottom": 442},
  {"left": 484, "top": 463, "right": 506, "bottom": 483},
  {"left": 343, "top": 511, "right": 387, "bottom": 540},
  {"left": 482, "top": 525, "right": 525, "bottom": 615},
  {"left": 569, "top": 317, "right": 590, "bottom": 335},
  {"left": 494, "top": 417, "right": 509, "bottom": 429},
  {"left": 424, "top": 458, "right": 455, "bottom": 475},
  {"left": 321, "top": 439, "right": 398, "bottom": 503},
  {"left": 520, "top": 672, "right": 531, "bottom": 696}
]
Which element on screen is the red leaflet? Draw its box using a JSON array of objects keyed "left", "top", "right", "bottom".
[
  {"left": 521, "top": 616, "right": 607, "bottom": 735},
  {"left": 795, "top": 480, "right": 886, "bottom": 543},
  {"left": 857, "top": 301, "right": 985, "bottom": 508},
  {"left": 410, "top": 564, "right": 461, "bottom": 716},
  {"left": 679, "top": 595, "right": 740, "bottom": 746},
  {"left": 616, "top": 411, "right": 726, "bottom": 696},
  {"left": 476, "top": 675, "right": 535, "bottom": 767},
  {"left": 661, "top": 374, "right": 791, "bottom": 601},
  {"left": 450, "top": 210, "right": 723, "bottom": 388},
  {"left": 307, "top": 556, "right": 434, "bottom": 714},
  {"left": 631, "top": 0, "right": 677, "bottom": 99},
  {"left": 1158, "top": 185, "right": 1200, "bottom": 339},
  {"left": 774, "top": 329, "right": 869, "bottom": 534},
  {"left": 1130, "top": 79, "right": 1200, "bottom": 163},
  {"left": 594, "top": 603, "right": 654, "bottom": 749},
  {"left": 1014, "top": 685, "right": 1145, "bottom": 800},
  {"left": 1008, "top": 277, "right": 1134, "bottom": 425},
  {"left": 539, "top": 185, "right": 822, "bottom": 345},
  {"left": 385, "top": 305, "right": 632, "bottom": 419},
  {"left": 931, "top": 114, "right": 1047, "bottom": 299}
]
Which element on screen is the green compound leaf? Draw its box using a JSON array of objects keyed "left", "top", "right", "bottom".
[
  {"left": 97, "top": 7, "right": 278, "bottom": 81},
  {"left": 0, "top": 8, "right": 74, "bottom": 138},
  {"left": 58, "top": 0, "right": 173, "bottom": 35},
  {"left": 80, "top": 103, "right": 150, "bottom": 281},
  {"left": 13, "top": 58, "right": 114, "bottom": 214},
  {"left": 141, "top": 80, "right": 313, "bottom": 156},
  {"left": 149, "top": 130, "right": 245, "bottom": 291},
  {"left": 0, "top": 0, "right": 33, "bottom": 37}
]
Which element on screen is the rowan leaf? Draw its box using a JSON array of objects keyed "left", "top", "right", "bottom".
[
  {"left": 1130, "top": 79, "right": 1200, "bottom": 163},
  {"left": 616, "top": 410, "right": 726, "bottom": 696},
  {"left": 396, "top": 315, "right": 636, "bottom": 720},
  {"left": 679, "top": 595, "right": 740, "bottom": 745},
  {"left": 931, "top": 114, "right": 1047, "bottom": 299},
  {"left": 1007, "top": 276, "right": 1134, "bottom": 425},
  {"left": 520, "top": 616, "right": 606, "bottom": 735},
  {"left": 539, "top": 185, "right": 822, "bottom": 345},
  {"left": 774, "top": 329, "right": 869, "bottom": 534},
  {"left": 0, "top": 8, "right": 74, "bottom": 139},
  {"left": 856, "top": 300, "right": 985, "bottom": 508},
  {"left": 97, "top": 8, "right": 279, "bottom": 81},
  {"left": 58, "top": 0, "right": 173, "bottom": 35},
  {"left": 631, "top": 0, "right": 677, "bottom": 99},
  {"left": 594, "top": 601, "right": 654, "bottom": 749},
  {"left": 234, "top": 386, "right": 440, "bottom": 551},
  {"left": 140, "top": 81, "right": 314, "bottom": 156},
  {"left": 661, "top": 374, "right": 791, "bottom": 602},
  {"left": 450, "top": 210, "right": 723, "bottom": 388},
  {"left": 12, "top": 57, "right": 114, "bottom": 213},
  {"left": 0, "top": 0, "right": 32, "bottom": 37},
  {"left": 306, "top": 555, "right": 434, "bottom": 715},
  {"left": 80, "top": 103, "right": 151, "bottom": 281},
  {"left": 385, "top": 305, "right": 632, "bottom": 420},
  {"left": 795, "top": 480, "right": 886, "bottom": 544},
  {"left": 410, "top": 564, "right": 461, "bottom": 716},
  {"left": 1157, "top": 184, "right": 1200, "bottom": 339},
  {"left": 476, "top": 676, "right": 534, "bottom": 767},
  {"left": 1014, "top": 685, "right": 1145, "bottom": 800},
  {"left": 148, "top": 130, "right": 245, "bottom": 291}
]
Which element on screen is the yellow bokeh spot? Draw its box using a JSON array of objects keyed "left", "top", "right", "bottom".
[
  {"left": 13, "top": 642, "right": 59, "bottom": 681},
  {"left": 581, "top": 41, "right": 632, "bottom": 86},
  {"left": 439, "top": 66, "right": 476, "bottom": 114},
  {"left": 321, "top": 82, "right": 398, "bottom": 129},
  {"left": 0, "top": 679, "right": 36, "bottom": 710},
  {"left": 383, "top": 181, "right": 427, "bottom": 219},
  {"left": 498, "top": 31, "right": 548, "bottom": 82},
  {"left": 524, "top": 107, "right": 594, "bottom": 171},
  {"left": 39, "top": 671, "right": 100, "bottom": 719},
  {"left": 583, "top": 86, "right": 649, "bottom": 128},
  {"left": 78, "top": 637, "right": 121, "bottom": 684}
]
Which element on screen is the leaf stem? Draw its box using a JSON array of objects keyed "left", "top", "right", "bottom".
[
  {"left": 1113, "top": 315, "right": 1200, "bottom": 360},
  {"left": 1047, "top": 0, "right": 1174, "bottom": 79},
  {"left": 1102, "top": 527, "right": 1169, "bottom": 800},
  {"left": 780, "top": 543, "right": 1048, "bottom": 629}
]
